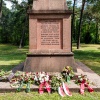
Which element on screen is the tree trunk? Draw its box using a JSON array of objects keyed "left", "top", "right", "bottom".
[
  {"left": 19, "top": 12, "right": 28, "bottom": 48},
  {"left": 19, "top": 0, "right": 33, "bottom": 48},
  {"left": 19, "top": 29, "right": 25, "bottom": 48},
  {"left": 95, "top": 21, "right": 98, "bottom": 44},
  {"left": 77, "top": 0, "right": 86, "bottom": 49},
  {"left": 71, "top": 0, "right": 76, "bottom": 51},
  {"left": 0, "top": 0, "right": 2, "bottom": 18}
]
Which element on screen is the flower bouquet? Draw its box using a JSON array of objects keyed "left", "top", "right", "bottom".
[
  {"left": 50, "top": 74, "right": 64, "bottom": 91},
  {"left": 34, "top": 72, "right": 51, "bottom": 94},
  {"left": 75, "top": 74, "right": 94, "bottom": 94},
  {"left": 10, "top": 71, "right": 34, "bottom": 93},
  {"left": 50, "top": 74, "right": 72, "bottom": 97},
  {"left": 0, "top": 70, "right": 11, "bottom": 81},
  {"left": 61, "top": 66, "right": 74, "bottom": 83}
]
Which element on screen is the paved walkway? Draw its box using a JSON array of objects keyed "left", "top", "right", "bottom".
[
  {"left": 75, "top": 61, "right": 100, "bottom": 91},
  {"left": 0, "top": 61, "right": 100, "bottom": 92}
]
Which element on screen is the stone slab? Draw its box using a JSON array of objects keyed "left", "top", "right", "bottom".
[
  {"left": 75, "top": 61, "right": 100, "bottom": 89},
  {"left": 23, "top": 54, "right": 76, "bottom": 72},
  {"left": 28, "top": 10, "right": 72, "bottom": 14},
  {"left": 32, "top": 0, "right": 68, "bottom": 10},
  {"left": 0, "top": 61, "right": 100, "bottom": 92}
]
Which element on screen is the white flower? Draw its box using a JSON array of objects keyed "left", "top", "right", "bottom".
[
  {"left": 44, "top": 75, "right": 49, "bottom": 81},
  {"left": 34, "top": 76, "right": 38, "bottom": 81}
]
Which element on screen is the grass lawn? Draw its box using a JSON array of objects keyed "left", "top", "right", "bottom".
[
  {"left": 0, "top": 92, "right": 100, "bottom": 100},
  {"left": 73, "top": 44, "right": 100, "bottom": 75},
  {"left": 0, "top": 44, "right": 28, "bottom": 71},
  {"left": 0, "top": 43, "right": 100, "bottom": 100}
]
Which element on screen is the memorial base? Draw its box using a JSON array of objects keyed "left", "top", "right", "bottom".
[{"left": 23, "top": 53, "right": 76, "bottom": 72}]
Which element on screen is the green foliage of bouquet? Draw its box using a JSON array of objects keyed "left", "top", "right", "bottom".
[
  {"left": 61, "top": 66, "right": 74, "bottom": 83},
  {"left": 50, "top": 74, "right": 64, "bottom": 91},
  {"left": 0, "top": 70, "right": 11, "bottom": 80},
  {"left": 0, "top": 70, "right": 5, "bottom": 77}
]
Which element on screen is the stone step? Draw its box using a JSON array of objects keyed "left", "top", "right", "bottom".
[{"left": 0, "top": 80, "right": 99, "bottom": 93}]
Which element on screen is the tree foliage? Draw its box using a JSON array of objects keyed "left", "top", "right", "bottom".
[
  {"left": 0, "top": 0, "right": 100, "bottom": 48},
  {"left": 69, "top": 0, "right": 100, "bottom": 49},
  {"left": 0, "top": 0, "right": 33, "bottom": 47}
]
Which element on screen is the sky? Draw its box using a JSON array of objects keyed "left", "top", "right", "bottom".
[
  {"left": 5, "top": 1, "right": 12, "bottom": 9},
  {"left": 5, "top": 0, "right": 22, "bottom": 9}
]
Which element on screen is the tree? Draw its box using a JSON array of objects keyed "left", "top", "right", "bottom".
[
  {"left": 0, "top": 0, "right": 100, "bottom": 46},
  {"left": 77, "top": 0, "right": 86, "bottom": 49},
  {"left": 19, "top": 0, "right": 33, "bottom": 48},
  {"left": 82, "top": 0, "right": 100, "bottom": 44},
  {"left": 71, "top": 0, "right": 76, "bottom": 51},
  {"left": 92, "top": 1, "right": 100, "bottom": 43},
  {"left": 0, "top": 0, "right": 2, "bottom": 18}
]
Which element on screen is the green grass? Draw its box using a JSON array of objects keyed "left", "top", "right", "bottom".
[
  {"left": 0, "top": 92, "right": 100, "bottom": 100},
  {"left": 0, "top": 43, "right": 100, "bottom": 100},
  {"left": 0, "top": 44, "right": 28, "bottom": 71},
  {"left": 73, "top": 44, "right": 100, "bottom": 75}
]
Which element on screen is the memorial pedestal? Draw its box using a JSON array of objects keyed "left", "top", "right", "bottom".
[{"left": 23, "top": 0, "right": 76, "bottom": 72}]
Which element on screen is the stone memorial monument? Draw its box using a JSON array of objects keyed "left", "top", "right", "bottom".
[{"left": 23, "top": 0, "right": 76, "bottom": 72}]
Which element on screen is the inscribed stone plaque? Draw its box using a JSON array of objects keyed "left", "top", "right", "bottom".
[{"left": 37, "top": 20, "right": 62, "bottom": 49}]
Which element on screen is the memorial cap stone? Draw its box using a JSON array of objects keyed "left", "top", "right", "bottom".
[{"left": 32, "top": 0, "right": 68, "bottom": 10}]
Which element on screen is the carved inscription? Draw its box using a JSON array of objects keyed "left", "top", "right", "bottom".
[
  {"left": 37, "top": 20, "right": 62, "bottom": 49},
  {"left": 40, "top": 20, "right": 60, "bottom": 45}
]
